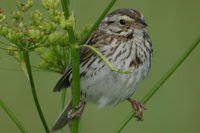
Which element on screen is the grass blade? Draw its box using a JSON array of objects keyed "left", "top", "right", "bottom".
[
  {"left": 116, "top": 35, "right": 200, "bottom": 132},
  {"left": 0, "top": 99, "right": 27, "bottom": 133}
]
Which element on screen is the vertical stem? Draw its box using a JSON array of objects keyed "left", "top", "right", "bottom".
[
  {"left": 60, "top": 0, "right": 70, "bottom": 18},
  {"left": 0, "top": 99, "right": 27, "bottom": 133},
  {"left": 59, "top": 44, "right": 68, "bottom": 133},
  {"left": 61, "top": 0, "right": 80, "bottom": 132},
  {"left": 22, "top": 51, "right": 50, "bottom": 133},
  {"left": 70, "top": 45, "right": 80, "bottom": 133},
  {"left": 59, "top": 89, "right": 66, "bottom": 133},
  {"left": 60, "top": 0, "right": 118, "bottom": 132}
]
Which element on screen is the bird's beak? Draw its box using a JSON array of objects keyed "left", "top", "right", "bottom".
[
  {"left": 131, "top": 18, "right": 147, "bottom": 29},
  {"left": 137, "top": 18, "right": 147, "bottom": 27}
]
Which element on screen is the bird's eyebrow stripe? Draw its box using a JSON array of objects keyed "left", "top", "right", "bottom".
[{"left": 119, "top": 15, "right": 134, "bottom": 21}]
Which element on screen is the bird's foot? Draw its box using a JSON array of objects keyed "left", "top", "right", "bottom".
[
  {"left": 127, "top": 98, "right": 146, "bottom": 121},
  {"left": 67, "top": 100, "right": 85, "bottom": 119}
]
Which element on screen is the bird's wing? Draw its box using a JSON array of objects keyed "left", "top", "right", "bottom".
[
  {"left": 53, "top": 30, "right": 108, "bottom": 92},
  {"left": 53, "top": 66, "right": 72, "bottom": 92}
]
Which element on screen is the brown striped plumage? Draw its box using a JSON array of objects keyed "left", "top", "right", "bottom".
[{"left": 52, "top": 8, "right": 153, "bottom": 131}]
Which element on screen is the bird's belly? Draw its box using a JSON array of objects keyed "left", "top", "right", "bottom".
[{"left": 80, "top": 64, "right": 148, "bottom": 107}]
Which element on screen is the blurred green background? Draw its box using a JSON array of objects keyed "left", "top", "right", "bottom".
[{"left": 1, "top": 0, "right": 200, "bottom": 133}]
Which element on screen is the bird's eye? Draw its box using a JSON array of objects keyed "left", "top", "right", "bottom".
[{"left": 119, "top": 19, "right": 126, "bottom": 25}]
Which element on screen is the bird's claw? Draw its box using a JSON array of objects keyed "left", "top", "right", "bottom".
[
  {"left": 127, "top": 98, "right": 146, "bottom": 121},
  {"left": 67, "top": 101, "right": 85, "bottom": 119}
]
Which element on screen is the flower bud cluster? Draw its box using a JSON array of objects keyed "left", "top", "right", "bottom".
[
  {"left": 16, "top": 0, "right": 33, "bottom": 12},
  {"left": 0, "top": 0, "right": 90, "bottom": 73},
  {"left": 42, "top": 0, "right": 60, "bottom": 10},
  {"left": 31, "top": 10, "right": 43, "bottom": 25}
]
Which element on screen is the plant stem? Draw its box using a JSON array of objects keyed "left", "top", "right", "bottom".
[
  {"left": 116, "top": 35, "right": 200, "bottom": 133},
  {"left": 78, "top": 0, "right": 118, "bottom": 45},
  {"left": 61, "top": 0, "right": 80, "bottom": 132},
  {"left": 60, "top": 0, "right": 75, "bottom": 41},
  {"left": 59, "top": 89, "right": 66, "bottom": 133},
  {"left": 142, "top": 36, "right": 200, "bottom": 104},
  {"left": 0, "top": 99, "right": 27, "bottom": 133},
  {"left": 60, "top": 0, "right": 118, "bottom": 132},
  {"left": 22, "top": 51, "right": 50, "bottom": 133},
  {"left": 60, "top": 0, "right": 70, "bottom": 18},
  {"left": 70, "top": 45, "right": 80, "bottom": 133},
  {"left": 59, "top": 46, "right": 68, "bottom": 133}
]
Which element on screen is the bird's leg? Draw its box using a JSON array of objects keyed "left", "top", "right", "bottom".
[
  {"left": 67, "top": 96, "right": 86, "bottom": 119},
  {"left": 127, "top": 98, "right": 146, "bottom": 121}
]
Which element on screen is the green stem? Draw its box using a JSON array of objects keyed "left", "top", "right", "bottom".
[
  {"left": 60, "top": 0, "right": 118, "bottom": 132},
  {"left": 116, "top": 35, "right": 200, "bottom": 133},
  {"left": 60, "top": 0, "right": 75, "bottom": 41},
  {"left": 0, "top": 99, "right": 27, "bottom": 133},
  {"left": 61, "top": 0, "right": 79, "bottom": 132},
  {"left": 70, "top": 45, "right": 80, "bottom": 133},
  {"left": 78, "top": 0, "right": 118, "bottom": 45},
  {"left": 59, "top": 49, "right": 68, "bottom": 133},
  {"left": 60, "top": 0, "right": 70, "bottom": 18},
  {"left": 22, "top": 51, "right": 50, "bottom": 133},
  {"left": 59, "top": 89, "right": 66, "bottom": 133}
]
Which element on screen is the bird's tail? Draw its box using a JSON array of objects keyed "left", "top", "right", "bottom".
[{"left": 51, "top": 101, "right": 72, "bottom": 132}]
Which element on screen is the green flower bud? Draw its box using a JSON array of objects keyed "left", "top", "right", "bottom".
[
  {"left": 59, "top": 16, "right": 75, "bottom": 30},
  {"left": 67, "top": 16, "right": 75, "bottom": 29},
  {"left": 53, "top": 0, "right": 60, "bottom": 9},
  {"left": 67, "top": 16, "right": 75, "bottom": 28},
  {"left": 59, "top": 33, "right": 69, "bottom": 46},
  {"left": 47, "top": 32, "right": 62, "bottom": 43},
  {"left": 31, "top": 10, "right": 42, "bottom": 25},
  {"left": 48, "top": 9, "right": 64, "bottom": 23},
  {"left": 0, "top": 13, "right": 6, "bottom": 23},
  {"left": 0, "top": 25, "right": 9, "bottom": 35},
  {"left": 42, "top": 0, "right": 60, "bottom": 10},
  {"left": 27, "top": 29, "right": 44, "bottom": 40},
  {"left": 16, "top": 0, "right": 33, "bottom": 12},
  {"left": 12, "top": 11, "right": 23, "bottom": 22},
  {"left": 42, "top": 0, "right": 48, "bottom": 10},
  {"left": 6, "top": 29, "right": 23, "bottom": 42},
  {"left": 39, "top": 21, "right": 56, "bottom": 34},
  {"left": 59, "top": 16, "right": 67, "bottom": 28}
]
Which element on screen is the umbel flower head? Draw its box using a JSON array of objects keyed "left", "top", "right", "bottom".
[{"left": 0, "top": 0, "right": 90, "bottom": 73}]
